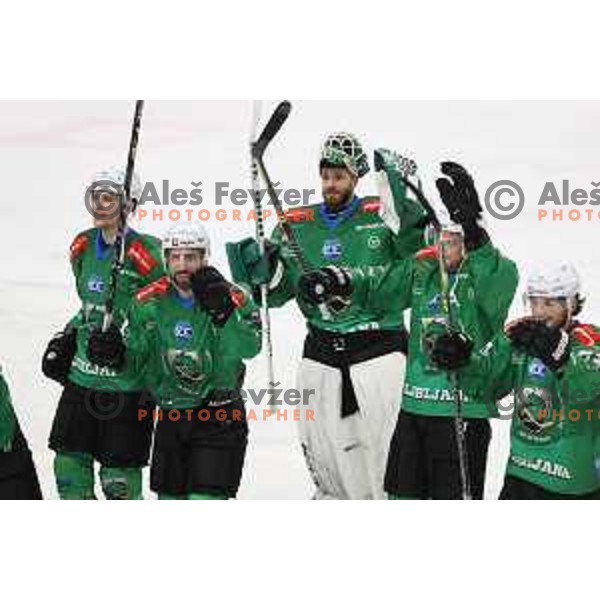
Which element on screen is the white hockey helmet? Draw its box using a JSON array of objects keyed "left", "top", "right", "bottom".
[
  {"left": 425, "top": 207, "right": 464, "bottom": 246},
  {"left": 162, "top": 224, "right": 211, "bottom": 262},
  {"left": 88, "top": 167, "right": 143, "bottom": 205},
  {"left": 526, "top": 262, "right": 581, "bottom": 300}
]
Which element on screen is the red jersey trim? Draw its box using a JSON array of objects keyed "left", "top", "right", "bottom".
[
  {"left": 127, "top": 239, "right": 158, "bottom": 276},
  {"left": 416, "top": 246, "right": 438, "bottom": 261},
  {"left": 135, "top": 276, "right": 170, "bottom": 302},
  {"left": 230, "top": 287, "right": 247, "bottom": 308},
  {"left": 361, "top": 198, "right": 381, "bottom": 213},
  {"left": 572, "top": 324, "right": 600, "bottom": 347},
  {"left": 70, "top": 234, "right": 88, "bottom": 262}
]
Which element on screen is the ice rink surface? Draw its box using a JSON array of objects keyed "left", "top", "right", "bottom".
[{"left": 1, "top": 100, "right": 599, "bottom": 499}]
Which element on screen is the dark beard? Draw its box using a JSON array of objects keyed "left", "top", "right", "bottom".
[{"left": 324, "top": 189, "right": 354, "bottom": 213}]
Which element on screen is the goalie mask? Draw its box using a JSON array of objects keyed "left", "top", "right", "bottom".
[{"left": 320, "top": 132, "right": 370, "bottom": 179}]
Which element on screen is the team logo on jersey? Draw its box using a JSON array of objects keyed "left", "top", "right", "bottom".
[
  {"left": 427, "top": 291, "right": 458, "bottom": 314},
  {"left": 87, "top": 275, "right": 105, "bottom": 294},
  {"left": 528, "top": 359, "right": 547, "bottom": 379},
  {"left": 515, "top": 386, "right": 556, "bottom": 438},
  {"left": 164, "top": 349, "right": 211, "bottom": 394},
  {"left": 174, "top": 321, "right": 193, "bottom": 340},
  {"left": 576, "top": 349, "right": 600, "bottom": 372},
  {"left": 322, "top": 238, "right": 343, "bottom": 261},
  {"left": 427, "top": 294, "right": 441, "bottom": 312},
  {"left": 367, "top": 235, "right": 381, "bottom": 250}
]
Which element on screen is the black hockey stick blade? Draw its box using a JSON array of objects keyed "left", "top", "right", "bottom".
[
  {"left": 252, "top": 101, "right": 292, "bottom": 160},
  {"left": 123, "top": 100, "right": 144, "bottom": 202},
  {"left": 103, "top": 100, "right": 144, "bottom": 328},
  {"left": 400, "top": 174, "right": 440, "bottom": 228}
]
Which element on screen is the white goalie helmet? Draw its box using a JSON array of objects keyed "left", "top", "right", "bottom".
[
  {"left": 526, "top": 262, "right": 581, "bottom": 301},
  {"left": 162, "top": 224, "right": 211, "bottom": 264},
  {"left": 88, "top": 167, "right": 143, "bottom": 203}
]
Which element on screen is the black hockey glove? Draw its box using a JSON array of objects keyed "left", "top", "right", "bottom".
[
  {"left": 506, "top": 318, "right": 570, "bottom": 371},
  {"left": 191, "top": 266, "right": 235, "bottom": 327},
  {"left": 430, "top": 330, "right": 474, "bottom": 371},
  {"left": 87, "top": 324, "right": 126, "bottom": 370},
  {"left": 435, "top": 162, "right": 488, "bottom": 250},
  {"left": 42, "top": 327, "right": 78, "bottom": 385},
  {"left": 298, "top": 266, "right": 352, "bottom": 310}
]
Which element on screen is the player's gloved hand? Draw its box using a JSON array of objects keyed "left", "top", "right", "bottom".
[
  {"left": 226, "top": 237, "right": 280, "bottom": 287},
  {"left": 506, "top": 317, "right": 570, "bottom": 371},
  {"left": 191, "top": 266, "right": 236, "bottom": 327},
  {"left": 87, "top": 324, "right": 126, "bottom": 370},
  {"left": 42, "top": 327, "right": 78, "bottom": 384},
  {"left": 298, "top": 266, "right": 352, "bottom": 309},
  {"left": 430, "top": 330, "right": 474, "bottom": 370},
  {"left": 435, "top": 162, "right": 488, "bottom": 250},
  {"left": 374, "top": 148, "right": 416, "bottom": 175}
]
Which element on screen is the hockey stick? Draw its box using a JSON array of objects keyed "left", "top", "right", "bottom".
[
  {"left": 399, "top": 173, "right": 472, "bottom": 500},
  {"left": 103, "top": 100, "right": 145, "bottom": 331},
  {"left": 252, "top": 101, "right": 312, "bottom": 274},
  {"left": 252, "top": 102, "right": 340, "bottom": 321},
  {"left": 398, "top": 170, "right": 441, "bottom": 229},
  {"left": 438, "top": 244, "right": 472, "bottom": 500},
  {"left": 250, "top": 101, "right": 277, "bottom": 406}
]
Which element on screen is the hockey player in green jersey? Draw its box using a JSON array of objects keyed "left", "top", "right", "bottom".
[
  {"left": 0, "top": 366, "right": 42, "bottom": 499},
  {"left": 436, "top": 262, "right": 600, "bottom": 499},
  {"left": 119, "top": 224, "right": 261, "bottom": 500},
  {"left": 42, "top": 168, "right": 164, "bottom": 499},
  {"left": 227, "top": 133, "right": 428, "bottom": 499},
  {"left": 335, "top": 162, "right": 519, "bottom": 499}
]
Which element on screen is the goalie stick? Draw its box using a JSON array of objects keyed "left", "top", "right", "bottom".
[
  {"left": 252, "top": 101, "right": 311, "bottom": 273},
  {"left": 252, "top": 101, "right": 341, "bottom": 319},
  {"left": 250, "top": 101, "right": 276, "bottom": 404}
]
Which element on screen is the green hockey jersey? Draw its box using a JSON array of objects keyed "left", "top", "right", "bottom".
[
  {"left": 357, "top": 241, "right": 519, "bottom": 418},
  {"left": 462, "top": 323, "right": 600, "bottom": 495},
  {"left": 65, "top": 228, "right": 165, "bottom": 392},
  {"left": 267, "top": 194, "right": 425, "bottom": 334},
  {"left": 126, "top": 277, "right": 262, "bottom": 409}
]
